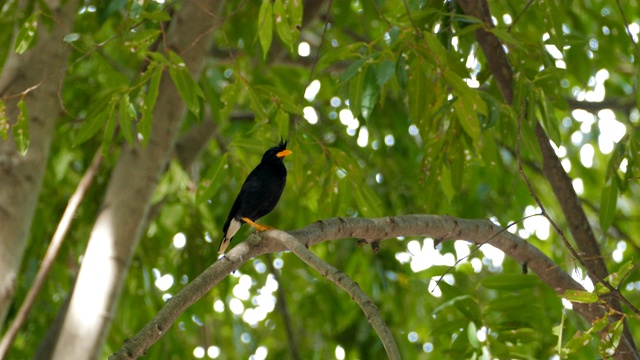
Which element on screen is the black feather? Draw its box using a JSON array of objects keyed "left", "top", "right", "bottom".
[{"left": 218, "top": 140, "right": 290, "bottom": 254}]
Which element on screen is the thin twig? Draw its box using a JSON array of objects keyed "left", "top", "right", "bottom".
[
  {"left": 305, "top": 0, "right": 333, "bottom": 90},
  {"left": 270, "top": 230, "right": 401, "bottom": 360},
  {"left": 615, "top": 0, "right": 640, "bottom": 59},
  {"left": 265, "top": 254, "right": 301, "bottom": 360},
  {"left": 432, "top": 214, "right": 540, "bottom": 292},
  {"left": 0, "top": 150, "right": 103, "bottom": 358},
  {"left": 508, "top": 0, "right": 534, "bottom": 33}
]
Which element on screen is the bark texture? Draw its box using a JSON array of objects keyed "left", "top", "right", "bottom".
[
  {"left": 0, "top": 0, "right": 76, "bottom": 327},
  {"left": 109, "top": 215, "right": 603, "bottom": 359},
  {"left": 50, "top": 2, "right": 222, "bottom": 359}
]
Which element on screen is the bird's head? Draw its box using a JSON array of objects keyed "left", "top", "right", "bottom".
[{"left": 261, "top": 139, "right": 292, "bottom": 163}]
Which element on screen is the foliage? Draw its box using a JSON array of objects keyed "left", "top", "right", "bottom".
[{"left": 2, "top": 0, "right": 639, "bottom": 359}]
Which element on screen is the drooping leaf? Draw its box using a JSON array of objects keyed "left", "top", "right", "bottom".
[
  {"left": 273, "top": 0, "right": 292, "bottom": 51},
  {"left": 360, "top": 65, "right": 379, "bottom": 121},
  {"left": 15, "top": 12, "right": 39, "bottom": 54},
  {"left": 220, "top": 78, "right": 240, "bottom": 120},
  {"left": 101, "top": 100, "right": 118, "bottom": 156},
  {"left": 408, "top": 59, "right": 429, "bottom": 126},
  {"left": 467, "top": 321, "right": 480, "bottom": 349},
  {"left": 119, "top": 94, "right": 134, "bottom": 145},
  {"left": 258, "top": 0, "right": 274, "bottom": 59},
  {"left": 339, "top": 56, "right": 370, "bottom": 85},
  {"left": 599, "top": 178, "right": 618, "bottom": 234},
  {"left": 348, "top": 64, "right": 366, "bottom": 119},
  {"left": 316, "top": 42, "right": 367, "bottom": 73},
  {"left": 376, "top": 60, "right": 395, "bottom": 86},
  {"left": 287, "top": 0, "right": 303, "bottom": 40},
  {"left": 13, "top": 98, "right": 30, "bottom": 155},
  {"left": 605, "top": 261, "right": 634, "bottom": 289},
  {"left": 167, "top": 51, "right": 203, "bottom": 115},
  {"left": 453, "top": 98, "right": 481, "bottom": 142},
  {"left": 245, "top": 82, "right": 268, "bottom": 122},
  {"left": 562, "top": 289, "right": 599, "bottom": 304},
  {"left": 196, "top": 153, "right": 229, "bottom": 204},
  {"left": 140, "top": 66, "right": 162, "bottom": 147},
  {"left": 480, "top": 274, "right": 540, "bottom": 290},
  {"left": 274, "top": 108, "right": 289, "bottom": 140}
]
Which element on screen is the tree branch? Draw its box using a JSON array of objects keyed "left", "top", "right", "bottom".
[
  {"left": 109, "top": 215, "right": 603, "bottom": 359},
  {"left": 457, "top": 0, "right": 638, "bottom": 357},
  {"left": 270, "top": 230, "right": 400, "bottom": 360}
]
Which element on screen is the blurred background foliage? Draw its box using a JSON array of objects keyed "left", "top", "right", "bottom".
[{"left": 3, "top": 0, "right": 640, "bottom": 358}]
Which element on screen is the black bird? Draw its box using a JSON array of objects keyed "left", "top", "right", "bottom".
[{"left": 218, "top": 140, "right": 292, "bottom": 254}]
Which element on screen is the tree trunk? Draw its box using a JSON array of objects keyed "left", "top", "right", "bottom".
[
  {"left": 0, "top": 0, "right": 76, "bottom": 327},
  {"left": 50, "top": 1, "right": 223, "bottom": 358}
]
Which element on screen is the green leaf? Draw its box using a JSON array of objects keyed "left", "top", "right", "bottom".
[
  {"left": 254, "top": 85, "right": 303, "bottom": 114},
  {"left": 258, "top": 0, "right": 274, "bottom": 59},
  {"left": 316, "top": 43, "right": 366, "bottom": 73},
  {"left": 140, "top": 66, "right": 162, "bottom": 147},
  {"left": 274, "top": 108, "right": 290, "bottom": 139},
  {"left": 562, "top": 289, "right": 599, "bottom": 303},
  {"left": 101, "top": 100, "right": 118, "bottom": 156},
  {"left": 141, "top": 10, "right": 172, "bottom": 22},
  {"left": 637, "top": 63, "right": 640, "bottom": 114},
  {"left": 413, "top": 265, "right": 452, "bottom": 280},
  {"left": 63, "top": 33, "right": 80, "bottom": 43},
  {"left": 606, "top": 260, "right": 634, "bottom": 288},
  {"left": 467, "top": 321, "right": 480, "bottom": 349},
  {"left": 440, "top": 166, "right": 455, "bottom": 201},
  {"left": 196, "top": 153, "right": 229, "bottom": 204},
  {"left": 75, "top": 96, "right": 111, "bottom": 146},
  {"left": 352, "top": 181, "right": 383, "bottom": 217},
  {"left": 599, "top": 179, "right": 618, "bottom": 233},
  {"left": 376, "top": 60, "right": 395, "bottom": 86},
  {"left": 15, "top": 12, "right": 39, "bottom": 54},
  {"left": 348, "top": 64, "right": 366, "bottom": 119},
  {"left": 537, "top": 89, "right": 561, "bottom": 145},
  {"left": 117, "top": 95, "right": 132, "bottom": 144},
  {"left": 408, "top": 60, "right": 429, "bottom": 125},
  {"left": 220, "top": 79, "right": 240, "bottom": 120},
  {"left": 480, "top": 274, "right": 540, "bottom": 290},
  {"left": 245, "top": 82, "right": 268, "bottom": 122},
  {"left": 168, "top": 51, "right": 203, "bottom": 115},
  {"left": 598, "top": 318, "right": 623, "bottom": 355},
  {"left": 360, "top": 65, "right": 379, "bottom": 121},
  {"left": 339, "top": 56, "right": 369, "bottom": 85},
  {"left": 443, "top": 69, "right": 487, "bottom": 115},
  {"left": 13, "top": 98, "right": 29, "bottom": 155},
  {"left": 287, "top": 0, "right": 303, "bottom": 38},
  {"left": 0, "top": 100, "right": 8, "bottom": 140},
  {"left": 396, "top": 52, "right": 408, "bottom": 89},
  {"left": 453, "top": 98, "right": 480, "bottom": 141},
  {"left": 273, "top": 0, "right": 292, "bottom": 51}
]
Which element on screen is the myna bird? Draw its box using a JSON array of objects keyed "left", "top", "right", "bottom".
[{"left": 218, "top": 140, "right": 292, "bottom": 254}]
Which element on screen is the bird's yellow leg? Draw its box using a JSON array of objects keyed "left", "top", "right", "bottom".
[{"left": 242, "top": 217, "right": 275, "bottom": 232}]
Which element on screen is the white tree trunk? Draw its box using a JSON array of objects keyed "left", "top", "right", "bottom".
[
  {"left": 51, "top": 2, "right": 223, "bottom": 358},
  {"left": 0, "top": 0, "right": 76, "bottom": 327}
]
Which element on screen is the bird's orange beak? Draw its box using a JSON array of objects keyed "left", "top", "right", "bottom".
[{"left": 276, "top": 149, "right": 292, "bottom": 158}]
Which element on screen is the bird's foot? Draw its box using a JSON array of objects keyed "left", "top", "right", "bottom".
[{"left": 242, "top": 217, "right": 275, "bottom": 232}]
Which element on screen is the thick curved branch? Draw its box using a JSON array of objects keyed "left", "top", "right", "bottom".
[{"left": 109, "top": 215, "right": 602, "bottom": 359}]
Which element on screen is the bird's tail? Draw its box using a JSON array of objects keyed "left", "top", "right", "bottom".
[{"left": 218, "top": 236, "right": 231, "bottom": 254}]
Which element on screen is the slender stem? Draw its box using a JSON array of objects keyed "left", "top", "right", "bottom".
[{"left": 0, "top": 150, "right": 103, "bottom": 358}]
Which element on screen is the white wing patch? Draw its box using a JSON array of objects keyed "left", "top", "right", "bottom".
[{"left": 227, "top": 218, "right": 242, "bottom": 240}]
